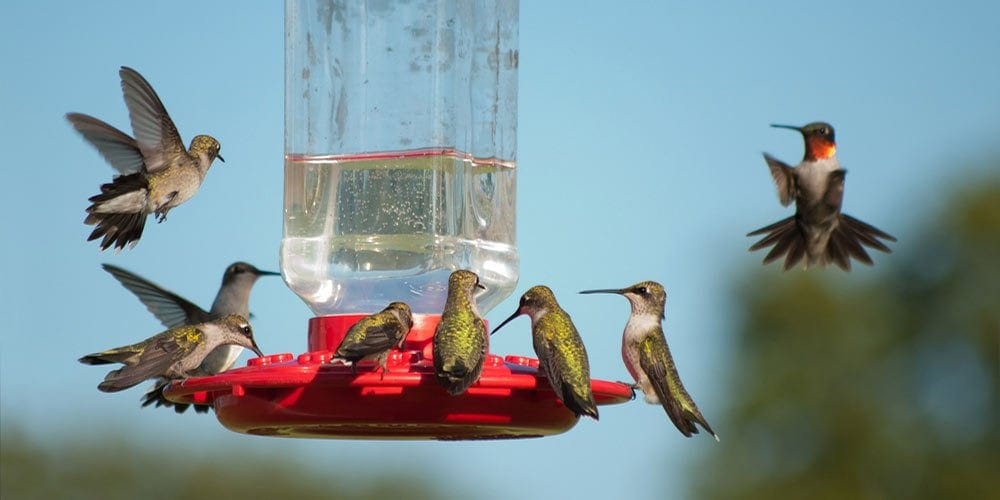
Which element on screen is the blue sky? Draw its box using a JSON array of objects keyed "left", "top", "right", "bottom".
[{"left": 1, "top": 1, "right": 998, "bottom": 499}]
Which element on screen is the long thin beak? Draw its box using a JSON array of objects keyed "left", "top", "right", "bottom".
[
  {"left": 255, "top": 270, "right": 281, "bottom": 277},
  {"left": 217, "top": 154, "right": 226, "bottom": 163},
  {"left": 490, "top": 309, "right": 521, "bottom": 336},
  {"left": 770, "top": 123, "right": 802, "bottom": 132},
  {"left": 475, "top": 282, "right": 486, "bottom": 290},
  {"left": 249, "top": 340, "right": 264, "bottom": 358},
  {"left": 579, "top": 288, "right": 626, "bottom": 295}
]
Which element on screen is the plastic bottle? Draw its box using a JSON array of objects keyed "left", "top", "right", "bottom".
[{"left": 282, "top": 0, "right": 519, "bottom": 315}]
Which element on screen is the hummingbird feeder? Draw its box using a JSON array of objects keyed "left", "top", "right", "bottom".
[{"left": 163, "top": 0, "right": 633, "bottom": 440}]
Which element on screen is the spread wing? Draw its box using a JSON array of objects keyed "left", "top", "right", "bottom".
[
  {"left": 119, "top": 66, "right": 185, "bottom": 173},
  {"left": 763, "top": 153, "right": 795, "bottom": 207},
  {"left": 66, "top": 112, "right": 145, "bottom": 175},
  {"left": 103, "top": 263, "right": 210, "bottom": 328}
]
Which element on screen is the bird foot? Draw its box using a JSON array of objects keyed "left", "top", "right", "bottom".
[{"left": 617, "top": 381, "right": 639, "bottom": 400}]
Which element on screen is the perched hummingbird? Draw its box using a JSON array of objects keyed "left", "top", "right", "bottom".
[
  {"left": 332, "top": 301, "right": 414, "bottom": 377},
  {"left": 581, "top": 281, "right": 716, "bottom": 439},
  {"left": 102, "top": 262, "right": 278, "bottom": 413},
  {"left": 79, "top": 314, "right": 263, "bottom": 394},
  {"left": 66, "top": 66, "right": 225, "bottom": 251},
  {"left": 493, "top": 286, "right": 599, "bottom": 420},
  {"left": 432, "top": 270, "right": 488, "bottom": 395},
  {"left": 748, "top": 122, "right": 896, "bottom": 271}
]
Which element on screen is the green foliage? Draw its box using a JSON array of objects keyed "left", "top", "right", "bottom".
[
  {"left": 1, "top": 426, "right": 446, "bottom": 500},
  {"left": 693, "top": 179, "right": 1000, "bottom": 499}
]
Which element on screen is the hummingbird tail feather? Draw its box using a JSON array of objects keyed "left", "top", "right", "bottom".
[
  {"left": 747, "top": 216, "right": 808, "bottom": 270},
  {"left": 436, "top": 358, "right": 482, "bottom": 395},
  {"left": 685, "top": 409, "right": 719, "bottom": 441},
  {"left": 825, "top": 214, "right": 896, "bottom": 270},
  {"left": 140, "top": 380, "right": 197, "bottom": 414},
  {"left": 560, "top": 381, "right": 599, "bottom": 420},
  {"left": 750, "top": 214, "right": 894, "bottom": 270},
  {"left": 840, "top": 214, "right": 897, "bottom": 249},
  {"left": 85, "top": 173, "right": 149, "bottom": 251}
]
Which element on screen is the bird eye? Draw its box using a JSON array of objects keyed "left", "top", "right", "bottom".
[
  {"left": 637, "top": 286, "right": 648, "bottom": 294},
  {"left": 242, "top": 325, "right": 252, "bottom": 336}
]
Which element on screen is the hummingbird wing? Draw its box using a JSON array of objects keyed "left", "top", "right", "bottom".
[
  {"left": 823, "top": 169, "right": 846, "bottom": 212},
  {"left": 102, "top": 263, "right": 210, "bottom": 328},
  {"left": 334, "top": 316, "right": 402, "bottom": 361},
  {"left": 532, "top": 314, "right": 599, "bottom": 420},
  {"left": 79, "top": 342, "right": 144, "bottom": 366},
  {"left": 94, "top": 330, "right": 193, "bottom": 392},
  {"left": 65, "top": 113, "right": 145, "bottom": 175},
  {"left": 763, "top": 153, "right": 796, "bottom": 207},
  {"left": 119, "top": 66, "right": 185, "bottom": 173},
  {"left": 639, "top": 331, "right": 718, "bottom": 440},
  {"left": 432, "top": 313, "right": 488, "bottom": 395}
]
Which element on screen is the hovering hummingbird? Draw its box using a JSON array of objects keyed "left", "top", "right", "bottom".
[
  {"left": 80, "top": 314, "right": 263, "bottom": 394},
  {"left": 102, "top": 262, "right": 278, "bottom": 413},
  {"left": 581, "top": 281, "right": 716, "bottom": 439},
  {"left": 748, "top": 122, "right": 896, "bottom": 270},
  {"left": 432, "top": 270, "right": 488, "bottom": 395},
  {"left": 332, "top": 301, "right": 414, "bottom": 378},
  {"left": 66, "top": 66, "right": 225, "bottom": 251},
  {"left": 493, "top": 286, "right": 599, "bottom": 420}
]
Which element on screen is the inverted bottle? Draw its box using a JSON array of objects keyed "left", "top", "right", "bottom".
[{"left": 282, "top": 0, "right": 520, "bottom": 315}]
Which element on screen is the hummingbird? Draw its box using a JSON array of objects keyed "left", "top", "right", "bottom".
[
  {"left": 80, "top": 314, "right": 264, "bottom": 394},
  {"left": 66, "top": 66, "right": 225, "bottom": 252},
  {"left": 748, "top": 122, "right": 896, "bottom": 271},
  {"left": 332, "top": 301, "right": 414, "bottom": 378},
  {"left": 493, "top": 286, "right": 599, "bottom": 420},
  {"left": 432, "top": 270, "right": 488, "bottom": 395},
  {"left": 581, "top": 281, "right": 716, "bottom": 439},
  {"left": 102, "top": 262, "right": 278, "bottom": 413}
]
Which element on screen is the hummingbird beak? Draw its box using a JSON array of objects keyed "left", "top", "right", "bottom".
[
  {"left": 490, "top": 309, "right": 521, "bottom": 336},
  {"left": 579, "top": 288, "right": 626, "bottom": 295},
  {"left": 770, "top": 123, "right": 802, "bottom": 132},
  {"left": 249, "top": 340, "right": 264, "bottom": 359},
  {"left": 217, "top": 154, "right": 226, "bottom": 163},
  {"left": 255, "top": 269, "right": 281, "bottom": 277}
]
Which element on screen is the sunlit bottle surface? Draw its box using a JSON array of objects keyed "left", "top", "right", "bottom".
[{"left": 282, "top": 148, "right": 517, "bottom": 315}]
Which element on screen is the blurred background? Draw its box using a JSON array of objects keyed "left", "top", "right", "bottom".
[{"left": 1, "top": 1, "right": 997, "bottom": 499}]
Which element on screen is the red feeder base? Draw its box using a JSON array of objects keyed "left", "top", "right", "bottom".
[{"left": 164, "top": 314, "right": 634, "bottom": 440}]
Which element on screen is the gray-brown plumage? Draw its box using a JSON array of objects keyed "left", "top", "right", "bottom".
[
  {"left": 80, "top": 315, "right": 263, "bottom": 394},
  {"left": 333, "top": 302, "right": 414, "bottom": 377},
  {"left": 748, "top": 122, "right": 896, "bottom": 270},
  {"left": 581, "top": 281, "right": 716, "bottom": 438},
  {"left": 432, "top": 270, "right": 488, "bottom": 395},
  {"left": 494, "top": 286, "right": 599, "bottom": 420},
  {"left": 67, "top": 66, "right": 224, "bottom": 251},
  {"left": 102, "top": 262, "right": 277, "bottom": 413}
]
